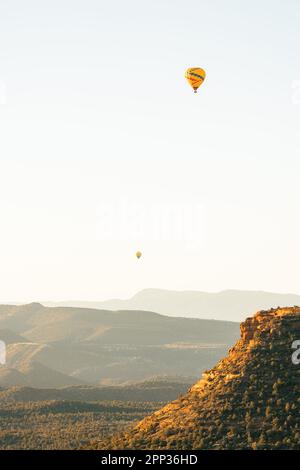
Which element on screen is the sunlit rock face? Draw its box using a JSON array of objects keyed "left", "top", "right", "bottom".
[{"left": 94, "top": 307, "right": 300, "bottom": 450}]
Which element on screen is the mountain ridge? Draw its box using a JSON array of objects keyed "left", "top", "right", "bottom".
[
  {"left": 0, "top": 304, "right": 239, "bottom": 387},
  {"left": 43, "top": 289, "right": 300, "bottom": 322},
  {"left": 96, "top": 306, "right": 300, "bottom": 450}
]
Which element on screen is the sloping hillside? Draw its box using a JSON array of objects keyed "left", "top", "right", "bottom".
[
  {"left": 0, "top": 364, "right": 83, "bottom": 388},
  {"left": 0, "top": 304, "right": 239, "bottom": 386},
  {"left": 0, "top": 329, "right": 28, "bottom": 344},
  {"left": 0, "top": 303, "right": 238, "bottom": 343},
  {"left": 97, "top": 307, "right": 300, "bottom": 450}
]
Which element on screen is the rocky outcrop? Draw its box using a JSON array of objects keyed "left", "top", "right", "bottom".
[
  {"left": 95, "top": 307, "right": 300, "bottom": 450},
  {"left": 240, "top": 307, "right": 300, "bottom": 342}
]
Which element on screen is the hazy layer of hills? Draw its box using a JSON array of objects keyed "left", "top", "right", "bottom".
[
  {"left": 0, "top": 377, "right": 195, "bottom": 403},
  {"left": 97, "top": 307, "right": 300, "bottom": 450},
  {"left": 0, "top": 303, "right": 239, "bottom": 388},
  {"left": 45, "top": 288, "right": 300, "bottom": 322}
]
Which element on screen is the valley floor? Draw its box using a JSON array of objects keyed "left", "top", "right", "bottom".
[{"left": 0, "top": 400, "right": 161, "bottom": 450}]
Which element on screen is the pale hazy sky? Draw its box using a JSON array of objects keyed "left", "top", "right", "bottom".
[{"left": 0, "top": 0, "right": 300, "bottom": 302}]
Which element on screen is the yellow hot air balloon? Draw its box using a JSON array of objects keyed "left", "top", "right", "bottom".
[
  {"left": 136, "top": 251, "right": 142, "bottom": 259},
  {"left": 185, "top": 67, "right": 206, "bottom": 93}
]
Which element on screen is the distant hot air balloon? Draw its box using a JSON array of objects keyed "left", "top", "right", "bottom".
[
  {"left": 185, "top": 67, "right": 206, "bottom": 93},
  {"left": 136, "top": 251, "right": 142, "bottom": 259}
]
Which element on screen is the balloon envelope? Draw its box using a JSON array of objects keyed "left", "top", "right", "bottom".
[
  {"left": 136, "top": 251, "right": 142, "bottom": 259},
  {"left": 185, "top": 67, "right": 206, "bottom": 93}
]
